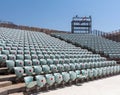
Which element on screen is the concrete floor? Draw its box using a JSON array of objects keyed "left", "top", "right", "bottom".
[{"left": 37, "top": 75, "right": 120, "bottom": 95}]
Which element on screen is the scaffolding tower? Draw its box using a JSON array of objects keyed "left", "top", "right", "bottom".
[{"left": 71, "top": 15, "right": 92, "bottom": 33}]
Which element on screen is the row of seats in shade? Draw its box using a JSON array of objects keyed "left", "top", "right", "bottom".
[
  {"left": 24, "top": 65, "right": 120, "bottom": 90},
  {"left": 51, "top": 33, "right": 120, "bottom": 59}
]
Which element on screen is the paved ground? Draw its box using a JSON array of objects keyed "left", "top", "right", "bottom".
[{"left": 37, "top": 75, "right": 120, "bottom": 95}]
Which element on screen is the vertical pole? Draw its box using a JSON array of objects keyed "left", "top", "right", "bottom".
[{"left": 71, "top": 21, "right": 73, "bottom": 33}]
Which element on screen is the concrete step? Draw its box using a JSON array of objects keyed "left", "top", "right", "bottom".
[
  {"left": 0, "top": 67, "right": 8, "bottom": 74},
  {"left": 0, "top": 83, "right": 25, "bottom": 95},
  {"left": 0, "top": 74, "right": 16, "bottom": 82},
  {"left": 0, "top": 81, "right": 12, "bottom": 88},
  {"left": 9, "top": 92, "right": 24, "bottom": 95},
  {"left": 0, "top": 88, "right": 7, "bottom": 95}
]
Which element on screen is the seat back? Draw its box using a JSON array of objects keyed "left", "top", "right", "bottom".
[
  {"left": 42, "top": 65, "right": 50, "bottom": 73},
  {"left": 14, "top": 67, "right": 24, "bottom": 78},
  {"left": 45, "top": 74, "right": 55, "bottom": 86},
  {"left": 24, "top": 66, "right": 33, "bottom": 75},
  {"left": 54, "top": 73, "right": 63, "bottom": 84},
  {"left": 62, "top": 72, "right": 70, "bottom": 83},
  {"left": 35, "top": 75, "right": 46, "bottom": 87},
  {"left": 34, "top": 66, "right": 42, "bottom": 74},
  {"left": 6, "top": 60, "right": 15, "bottom": 70},
  {"left": 69, "top": 71, "right": 77, "bottom": 81}
]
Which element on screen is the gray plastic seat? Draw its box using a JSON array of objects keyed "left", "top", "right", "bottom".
[
  {"left": 75, "top": 70, "right": 84, "bottom": 79},
  {"left": 105, "top": 67, "right": 110, "bottom": 75},
  {"left": 24, "top": 60, "right": 32, "bottom": 66},
  {"left": 0, "top": 46, "right": 4, "bottom": 51},
  {"left": 64, "top": 58, "right": 70, "bottom": 64},
  {"left": 50, "top": 54, "right": 55, "bottom": 59},
  {"left": 113, "top": 66, "right": 117, "bottom": 74},
  {"left": 38, "top": 54, "right": 44, "bottom": 59},
  {"left": 102, "top": 67, "right": 106, "bottom": 76},
  {"left": 2, "top": 50, "right": 9, "bottom": 55},
  {"left": 36, "top": 51, "right": 43, "bottom": 55},
  {"left": 99, "top": 68, "right": 103, "bottom": 77},
  {"left": 34, "top": 66, "right": 43, "bottom": 74},
  {"left": 81, "top": 63, "right": 86, "bottom": 69},
  {"left": 30, "top": 51, "right": 36, "bottom": 54},
  {"left": 69, "top": 63, "right": 76, "bottom": 70},
  {"left": 24, "top": 76, "right": 37, "bottom": 89},
  {"left": 75, "top": 63, "right": 81, "bottom": 70},
  {"left": 116, "top": 65, "right": 120, "bottom": 73},
  {"left": 14, "top": 67, "right": 24, "bottom": 78},
  {"left": 45, "top": 74, "right": 55, "bottom": 86},
  {"left": 47, "top": 59, "right": 53, "bottom": 65},
  {"left": 24, "top": 54, "right": 31, "bottom": 60},
  {"left": 62, "top": 72, "right": 70, "bottom": 83},
  {"left": 15, "top": 60, "right": 24, "bottom": 67},
  {"left": 55, "top": 54, "right": 60, "bottom": 59},
  {"left": 63, "top": 64, "right": 70, "bottom": 71},
  {"left": 0, "top": 54, "right": 7, "bottom": 63},
  {"left": 92, "top": 69, "right": 98, "bottom": 78},
  {"left": 59, "top": 58, "right": 64, "bottom": 64},
  {"left": 6, "top": 60, "right": 15, "bottom": 70},
  {"left": 42, "top": 65, "right": 51, "bottom": 73},
  {"left": 35, "top": 75, "right": 46, "bottom": 88},
  {"left": 60, "top": 54, "right": 65, "bottom": 59},
  {"left": 24, "top": 47, "right": 30, "bottom": 50},
  {"left": 24, "top": 66, "right": 34, "bottom": 76},
  {"left": 18, "top": 47, "right": 23, "bottom": 50},
  {"left": 40, "top": 59, "right": 47, "bottom": 65},
  {"left": 57, "top": 64, "right": 64, "bottom": 72},
  {"left": 54, "top": 73, "right": 63, "bottom": 84},
  {"left": 16, "top": 54, "right": 24, "bottom": 60},
  {"left": 32, "top": 59, "right": 40, "bottom": 66},
  {"left": 17, "top": 50, "right": 24, "bottom": 54},
  {"left": 81, "top": 69, "right": 88, "bottom": 79},
  {"left": 110, "top": 66, "right": 114, "bottom": 75},
  {"left": 69, "top": 71, "right": 77, "bottom": 81},
  {"left": 65, "top": 54, "right": 70, "bottom": 58},
  {"left": 53, "top": 59, "right": 59, "bottom": 64},
  {"left": 42, "top": 51, "right": 47, "bottom": 54},
  {"left": 44, "top": 54, "right": 50, "bottom": 59},
  {"left": 11, "top": 47, "right": 17, "bottom": 50},
  {"left": 24, "top": 50, "right": 30, "bottom": 55},
  {"left": 10, "top": 50, "right": 17, "bottom": 55},
  {"left": 8, "top": 54, "right": 16, "bottom": 60},
  {"left": 69, "top": 58, "right": 75, "bottom": 63},
  {"left": 31, "top": 54, "right": 38, "bottom": 59},
  {"left": 50, "top": 64, "right": 58, "bottom": 73},
  {"left": 87, "top": 69, "right": 92, "bottom": 78}
]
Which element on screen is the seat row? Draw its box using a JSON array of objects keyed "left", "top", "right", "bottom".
[
  {"left": 1, "top": 53, "right": 93, "bottom": 60},
  {"left": 24, "top": 65, "right": 120, "bottom": 91},
  {"left": 13, "top": 62, "right": 117, "bottom": 78},
  {"left": 6, "top": 58, "right": 116, "bottom": 70},
  {"left": 51, "top": 33, "right": 120, "bottom": 59},
  {"left": 0, "top": 49, "right": 91, "bottom": 55}
]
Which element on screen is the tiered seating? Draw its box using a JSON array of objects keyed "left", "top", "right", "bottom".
[
  {"left": 52, "top": 33, "right": 120, "bottom": 59},
  {"left": 0, "top": 28, "right": 120, "bottom": 93}
]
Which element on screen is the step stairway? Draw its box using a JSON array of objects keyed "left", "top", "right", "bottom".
[
  {"left": 0, "top": 67, "right": 25, "bottom": 95},
  {"left": 0, "top": 81, "right": 12, "bottom": 88},
  {"left": 0, "top": 83, "right": 25, "bottom": 95}
]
